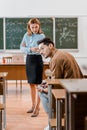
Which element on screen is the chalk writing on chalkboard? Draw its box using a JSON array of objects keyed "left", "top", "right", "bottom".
[
  {"left": 55, "top": 18, "right": 78, "bottom": 49},
  {"left": 6, "top": 18, "right": 29, "bottom": 49},
  {"left": 0, "top": 18, "right": 3, "bottom": 49},
  {"left": 6, "top": 18, "right": 53, "bottom": 49}
]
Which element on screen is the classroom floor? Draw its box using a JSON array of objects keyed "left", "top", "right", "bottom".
[{"left": 5, "top": 82, "right": 48, "bottom": 130}]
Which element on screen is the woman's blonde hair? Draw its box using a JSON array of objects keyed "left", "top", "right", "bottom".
[{"left": 27, "top": 18, "right": 43, "bottom": 36}]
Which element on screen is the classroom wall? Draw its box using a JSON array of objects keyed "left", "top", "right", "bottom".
[
  {"left": 0, "top": 0, "right": 87, "bottom": 17},
  {"left": 0, "top": 0, "right": 87, "bottom": 62}
]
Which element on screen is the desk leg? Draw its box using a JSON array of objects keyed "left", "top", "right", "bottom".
[
  {"left": 2, "top": 79, "right": 6, "bottom": 129},
  {"left": 69, "top": 94, "right": 75, "bottom": 130},
  {"left": 4, "top": 79, "right": 6, "bottom": 129},
  {"left": 48, "top": 84, "right": 52, "bottom": 118},
  {"left": 0, "top": 110, "right": 2, "bottom": 130},
  {"left": 16, "top": 80, "right": 17, "bottom": 88},
  {"left": 6, "top": 80, "right": 8, "bottom": 94},
  {"left": 65, "top": 92, "right": 69, "bottom": 130},
  {"left": 20, "top": 80, "right": 22, "bottom": 92},
  {"left": 66, "top": 92, "right": 75, "bottom": 130},
  {"left": 56, "top": 99, "right": 62, "bottom": 130},
  {"left": 48, "top": 84, "right": 52, "bottom": 130}
]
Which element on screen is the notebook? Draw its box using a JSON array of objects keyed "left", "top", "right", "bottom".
[{"left": 12, "top": 54, "right": 24, "bottom": 63}]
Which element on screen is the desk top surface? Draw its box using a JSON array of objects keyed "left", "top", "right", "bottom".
[
  {"left": 46, "top": 78, "right": 87, "bottom": 93},
  {"left": 0, "top": 62, "right": 49, "bottom": 66},
  {"left": 46, "top": 79, "right": 61, "bottom": 85},
  {"left": 81, "top": 67, "right": 87, "bottom": 77},
  {"left": 0, "top": 62, "right": 25, "bottom": 65},
  {"left": 59, "top": 78, "right": 87, "bottom": 93}
]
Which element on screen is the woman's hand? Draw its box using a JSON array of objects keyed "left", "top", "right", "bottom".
[{"left": 21, "top": 42, "right": 26, "bottom": 47}]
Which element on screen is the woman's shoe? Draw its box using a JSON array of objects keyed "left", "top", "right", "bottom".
[
  {"left": 31, "top": 111, "right": 39, "bottom": 117},
  {"left": 31, "top": 112, "right": 39, "bottom": 117},
  {"left": 27, "top": 107, "right": 34, "bottom": 113}
]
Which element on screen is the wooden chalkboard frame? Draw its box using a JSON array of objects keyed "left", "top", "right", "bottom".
[
  {"left": 55, "top": 17, "right": 78, "bottom": 50},
  {"left": 0, "top": 17, "right": 78, "bottom": 51},
  {"left": 0, "top": 18, "right": 4, "bottom": 50}
]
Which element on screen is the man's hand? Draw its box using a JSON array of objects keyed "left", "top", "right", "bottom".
[
  {"left": 37, "top": 86, "right": 43, "bottom": 92},
  {"left": 37, "top": 86, "right": 48, "bottom": 93}
]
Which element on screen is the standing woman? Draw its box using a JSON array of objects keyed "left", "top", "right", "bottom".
[{"left": 20, "top": 18, "right": 45, "bottom": 117}]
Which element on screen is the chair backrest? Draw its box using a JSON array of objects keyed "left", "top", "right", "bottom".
[
  {"left": 12, "top": 54, "right": 24, "bottom": 63},
  {"left": 3, "top": 56, "right": 12, "bottom": 63}
]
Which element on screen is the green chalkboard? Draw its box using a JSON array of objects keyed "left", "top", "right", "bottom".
[
  {"left": 55, "top": 18, "right": 78, "bottom": 49},
  {"left": 0, "top": 18, "right": 3, "bottom": 49},
  {"left": 6, "top": 18, "right": 53, "bottom": 49},
  {"left": 38, "top": 18, "right": 53, "bottom": 40}
]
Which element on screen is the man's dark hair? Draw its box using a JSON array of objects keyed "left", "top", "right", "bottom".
[{"left": 38, "top": 37, "right": 54, "bottom": 46}]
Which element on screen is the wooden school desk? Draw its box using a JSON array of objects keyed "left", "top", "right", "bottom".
[
  {"left": 46, "top": 76, "right": 87, "bottom": 130},
  {"left": 0, "top": 72, "right": 8, "bottom": 130},
  {"left": 0, "top": 62, "right": 49, "bottom": 87},
  {"left": 59, "top": 78, "right": 87, "bottom": 130}
]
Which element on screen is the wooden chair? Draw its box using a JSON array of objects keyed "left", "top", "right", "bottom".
[
  {"left": 49, "top": 118, "right": 64, "bottom": 130},
  {"left": 2, "top": 56, "right": 12, "bottom": 92},
  {"left": 0, "top": 77, "right": 6, "bottom": 130},
  {"left": 0, "top": 103, "right": 5, "bottom": 130},
  {"left": 2, "top": 56, "right": 12, "bottom": 63},
  {"left": 2, "top": 56, "right": 23, "bottom": 92}
]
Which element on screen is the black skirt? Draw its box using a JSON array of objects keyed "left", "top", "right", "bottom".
[{"left": 26, "top": 54, "right": 43, "bottom": 84}]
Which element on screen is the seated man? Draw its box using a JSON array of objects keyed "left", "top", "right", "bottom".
[{"left": 37, "top": 37, "right": 83, "bottom": 130}]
